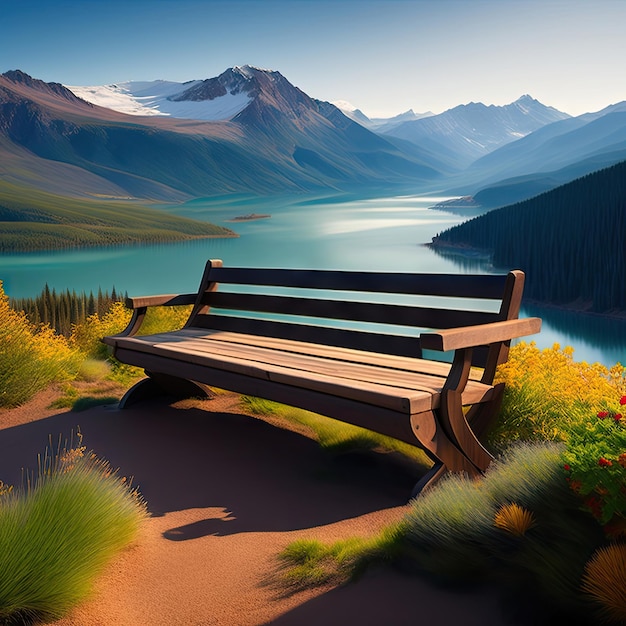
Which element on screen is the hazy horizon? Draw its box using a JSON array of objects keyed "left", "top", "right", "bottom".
[{"left": 2, "top": 0, "right": 626, "bottom": 118}]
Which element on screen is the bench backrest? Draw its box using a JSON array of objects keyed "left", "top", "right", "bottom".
[{"left": 184, "top": 259, "right": 525, "bottom": 382}]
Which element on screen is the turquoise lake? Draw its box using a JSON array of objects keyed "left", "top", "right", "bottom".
[{"left": 1, "top": 192, "right": 624, "bottom": 367}]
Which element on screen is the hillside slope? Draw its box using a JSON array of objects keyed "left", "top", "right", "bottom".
[
  {"left": 0, "top": 180, "right": 236, "bottom": 252},
  {"left": 430, "top": 161, "right": 626, "bottom": 313}
]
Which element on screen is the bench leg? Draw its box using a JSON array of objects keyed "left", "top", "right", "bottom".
[
  {"left": 410, "top": 462, "right": 446, "bottom": 498},
  {"left": 466, "top": 382, "right": 505, "bottom": 440},
  {"left": 410, "top": 411, "right": 482, "bottom": 495},
  {"left": 118, "top": 372, "right": 212, "bottom": 409},
  {"left": 440, "top": 389, "right": 494, "bottom": 473}
]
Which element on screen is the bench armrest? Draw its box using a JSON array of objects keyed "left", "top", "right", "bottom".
[
  {"left": 125, "top": 293, "right": 198, "bottom": 309},
  {"left": 420, "top": 317, "right": 542, "bottom": 352}
]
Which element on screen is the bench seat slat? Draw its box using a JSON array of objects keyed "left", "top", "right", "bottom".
[
  {"left": 116, "top": 336, "right": 431, "bottom": 412},
  {"left": 170, "top": 328, "right": 459, "bottom": 377},
  {"left": 114, "top": 331, "right": 493, "bottom": 413},
  {"left": 167, "top": 338, "right": 494, "bottom": 407}
]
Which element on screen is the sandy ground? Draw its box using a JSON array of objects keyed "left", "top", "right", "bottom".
[{"left": 0, "top": 386, "right": 522, "bottom": 626}]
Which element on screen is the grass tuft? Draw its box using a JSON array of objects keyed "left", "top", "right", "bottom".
[
  {"left": 0, "top": 434, "right": 147, "bottom": 624},
  {"left": 493, "top": 503, "right": 535, "bottom": 537},
  {"left": 276, "top": 523, "right": 406, "bottom": 592},
  {"left": 582, "top": 543, "right": 626, "bottom": 623}
]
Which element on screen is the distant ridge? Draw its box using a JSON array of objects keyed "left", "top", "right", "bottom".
[
  {"left": 430, "top": 161, "right": 626, "bottom": 314},
  {"left": 380, "top": 95, "right": 571, "bottom": 168}
]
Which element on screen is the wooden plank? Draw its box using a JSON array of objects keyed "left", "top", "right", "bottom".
[
  {"left": 208, "top": 265, "right": 509, "bottom": 299},
  {"left": 157, "top": 337, "right": 449, "bottom": 394},
  {"left": 114, "top": 346, "right": 424, "bottom": 444},
  {"left": 121, "top": 327, "right": 486, "bottom": 381},
  {"left": 117, "top": 338, "right": 433, "bottom": 413},
  {"left": 113, "top": 333, "right": 493, "bottom": 410},
  {"left": 420, "top": 317, "right": 542, "bottom": 352},
  {"left": 191, "top": 314, "right": 495, "bottom": 368},
  {"left": 199, "top": 291, "right": 499, "bottom": 329},
  {"left": 171, "top": 328, "right": 454, "bottom": 376},
  {"left": 191, "top": 314, "right": 425, "bottom": 357},
  {"left": 126, "top": 293, "right": 197, "bottom": 308}
]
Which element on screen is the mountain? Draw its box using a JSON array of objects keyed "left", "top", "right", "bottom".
[
  {"left": 332, "top": 102, "right": 434, "bottom": 133},
  {"left": 435, "top": 101, "right": 626, "bottom": 209},
  {"left": 380, "top": 95, "right": 571, "bottom": 169},
  {"left": 0, "top": 67, "right": 446, "bottom": 203},
  {"left": 465, "top": 108, "right": 626, "bottom": 185},
  {"left": 68, "top": 67, "right": 259, "bottom": 121},
  {"left": 430, "top": 161, "right": 626, "bottom": 313}
]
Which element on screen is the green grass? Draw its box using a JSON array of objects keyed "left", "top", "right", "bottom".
[
  {"left": 0, "top": 180, "right": 236, "bottom": 252},
  {"left": 276, "top": 524, "right": 405, "bottom": 593},
  {"left": 0, "top": 438, "right": 147, "bottom": 624},
  {"left": 239, "top": 395, "right": 432, "bottom": 467},
  {"left": 277, "top": 442, "right": 608, "bottom": 623}
]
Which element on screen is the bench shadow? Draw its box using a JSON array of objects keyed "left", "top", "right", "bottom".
[{"left": 0, "top": 397, "right": 420, "bottom": 539}]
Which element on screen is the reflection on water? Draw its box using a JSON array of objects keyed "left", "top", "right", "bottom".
[
  {"left": 522, "top": 303, "right": 626, "bottom": 366},
  {"left": 428, "top": 244, "right": 626, "bottom": 366}
]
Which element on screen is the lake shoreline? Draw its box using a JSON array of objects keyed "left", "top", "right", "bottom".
[
  {"left": 427, "top": 240, "right": 626, "bottom": 322},
  {"left": 0, "top": 232, "right": 240, "bottom": 256}
]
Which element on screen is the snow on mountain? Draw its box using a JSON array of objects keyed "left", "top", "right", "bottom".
[
  {"left": 67, "top": 78, "right": 252, "bottom": 120},
  {"left": 332, "top": 100, "right": 357, "bottom": 112}
]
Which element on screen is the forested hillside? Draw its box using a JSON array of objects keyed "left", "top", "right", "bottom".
[
  {"left": 10, "top": 285, "right": 124, "bottom": 336},
  {"left": 430, "top": 161, "right": 626, "bottom": 313}
]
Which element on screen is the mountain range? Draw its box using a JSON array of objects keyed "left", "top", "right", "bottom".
[
  {"left": 0, "top": 67, "right": 444, "bottom": 204},
  {"left": 2, "top": 64, "right": 626, "bottom": 216}
]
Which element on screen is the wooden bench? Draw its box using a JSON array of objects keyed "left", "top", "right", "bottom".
[{"left": 103, "top": 259, "right": 541, "bottom": 494}]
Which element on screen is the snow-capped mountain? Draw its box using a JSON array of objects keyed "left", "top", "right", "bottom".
[
  {"left": 67, "top": 66, "right": 265, "bottom": 120},
  {"left": 0, "top": 67, "right": 443, "bottom": 201}
]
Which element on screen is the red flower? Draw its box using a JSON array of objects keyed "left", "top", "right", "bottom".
[
  {"left": 598, "top": 411, "right": 609, "bottom": 419},
  {"left": 563, "top": 464, "right": 571, "bottom": 471},
  {"left": 620, "top": 396, "right": 626, "bottom": 406},
  {"left": 585, "top": 495, "right": 603, "bottom": 518},
  {"left": 615, "top": 413, "right": 623, "bottom": 422},
  {"left": 598, "top": 457, "right": 613, "bottom": 467}
]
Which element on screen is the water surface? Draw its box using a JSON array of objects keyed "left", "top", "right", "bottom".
[{"left": 2, "top": 192, "right": 624, "bottom": 367}]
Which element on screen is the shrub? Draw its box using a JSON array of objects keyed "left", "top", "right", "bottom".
[
  {"left": 276, "top": 523, "right": 405, "bottom": 591},
  {"left": 491, "top": 342, "right": 626, "bottom": 450},
  {"left": 70, "top": 301, "right": 191, "bottom": 360},
  {"left": 0, "top": 281, "right": 81, "bottom": 408},
  {"left": 69, "top": 301, "right": 133, "bottom": 359},
  {"left": 563, "top": 395, "right": 626, "bottom": 537},
  {"left": 0, "top": 433, "right": 147, "bottom": 624}
]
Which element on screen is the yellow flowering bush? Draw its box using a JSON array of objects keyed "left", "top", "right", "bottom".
[
  {"left": 490, "top": 342, "right": 626, "bottom": 449},
  {"left": 69, "top": 301, "right": 133, "bottom": 358},
  {"left": 70, "top": 301, "right": 191, "bottom": 358},
  {"left": 0, "top": 281, "right": 81, "bottom": 407}
]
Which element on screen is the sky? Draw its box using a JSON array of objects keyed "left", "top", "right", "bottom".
[{"left": 2, "top": 0, "right": 626, "bottom": 118}]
